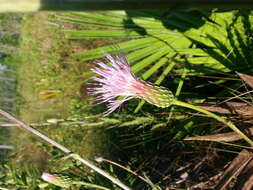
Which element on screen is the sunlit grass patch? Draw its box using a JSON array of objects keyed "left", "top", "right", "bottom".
[{"left": 10, "top": 13, "right": 113, "bottom": 187}]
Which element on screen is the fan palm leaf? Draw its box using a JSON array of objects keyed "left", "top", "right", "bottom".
[{"left": 61, "top": 10, "right": 253, "bottom": 110}]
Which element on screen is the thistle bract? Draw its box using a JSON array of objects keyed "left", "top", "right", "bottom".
[{"left": 89, "top": 52, "right": 175, "bottom": 114}]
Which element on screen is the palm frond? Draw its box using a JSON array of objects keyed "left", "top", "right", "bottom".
[{"left": 62, "top": 10, "right": 253, "bottom": 111}]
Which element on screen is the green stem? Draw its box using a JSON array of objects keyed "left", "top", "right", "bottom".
[
  {"left": 73, "top": 181, "right": 111, "bottom": 190},
  {"left": 172, "top": 100, "right": 253, "bottom": 146},
  {"left": 168, "top": 68, "right": 187, "bottom": 121}
]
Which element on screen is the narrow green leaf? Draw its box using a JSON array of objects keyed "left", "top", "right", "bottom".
[
  {"left": 141, "top": 54, "right": 174, "bottom": 80},
  {"left": 132, "top": 48, "right": 171, "bottom": 73},
  {"left": 64, "top": 29, "right": 142, "bottom": 38},
  {"left": 72, "top": 37, "right": 158, "bottom": 61},
  {"left": 68, "top": 12, "right": 124, "bottom": 23}
]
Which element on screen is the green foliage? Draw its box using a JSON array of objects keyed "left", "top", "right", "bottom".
[
  {"left": 63, "top": 10, "right": 252, "bottom": 74},
  {"left": 57, "top": 11, "right": 253, "bottom": 189},
  {"left": 0, "top": 161, "right": 42, "bottom": 189},
  {"left": 2, "top": 10, "right": 253, "bottom": 190},
  {"left": 0, "top": 13, "right": 21, "bottom": 53},
  {"left": 62, "top": 10, "right": 253, "bottom": 111}
]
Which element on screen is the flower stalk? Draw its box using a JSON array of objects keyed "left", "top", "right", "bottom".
[{"left": 172, "top": 100, "right": 253, "bottom": 146}]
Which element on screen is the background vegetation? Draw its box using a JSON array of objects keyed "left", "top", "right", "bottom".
[{"left": 0, "top": 9, "right": 253, "bottom": 189}]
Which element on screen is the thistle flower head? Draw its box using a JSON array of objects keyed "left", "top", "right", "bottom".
[
  {"left": 89, "top": 52, "right": 175, "bottom": 114},
  {"left": 41, "top": 172, "right": 72, "bottom": 188}
]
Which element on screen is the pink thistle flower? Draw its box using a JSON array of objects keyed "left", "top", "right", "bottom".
[{"left": 89, "top": 52, "right": 175, "bottom": 114}]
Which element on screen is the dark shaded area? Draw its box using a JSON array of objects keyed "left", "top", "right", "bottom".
[
  {"left": 160, "top": 10, "right": 212, "bottom": 32},
  {"left": 39, "top": 0, "right": 253, "bottom": 11},
  {"left": 122, "top": 17, "right": 147, "bottom": 36},
  {"left": 104, "top": 115, "right": 233, "bottom": 189},
  {"left": 0, "top": 52, "right": 8, "bottom": 59},
  {"left": 124, "top": 10, "right": 212, "bottom": 34}
]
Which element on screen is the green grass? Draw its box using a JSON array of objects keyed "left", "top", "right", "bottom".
[
  {"left": 9, "top": 13, "right": 114, "bottom": 186},
  {"left": 16, "top": 13, "right": 76, "bottom": 121},
  {"left": 1, "top": 13, "right": 137, "bottom": 190}
]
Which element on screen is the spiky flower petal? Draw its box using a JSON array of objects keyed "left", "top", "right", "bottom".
[{"left": 89, "top": 52, "right": 175, "bottom": 114}]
